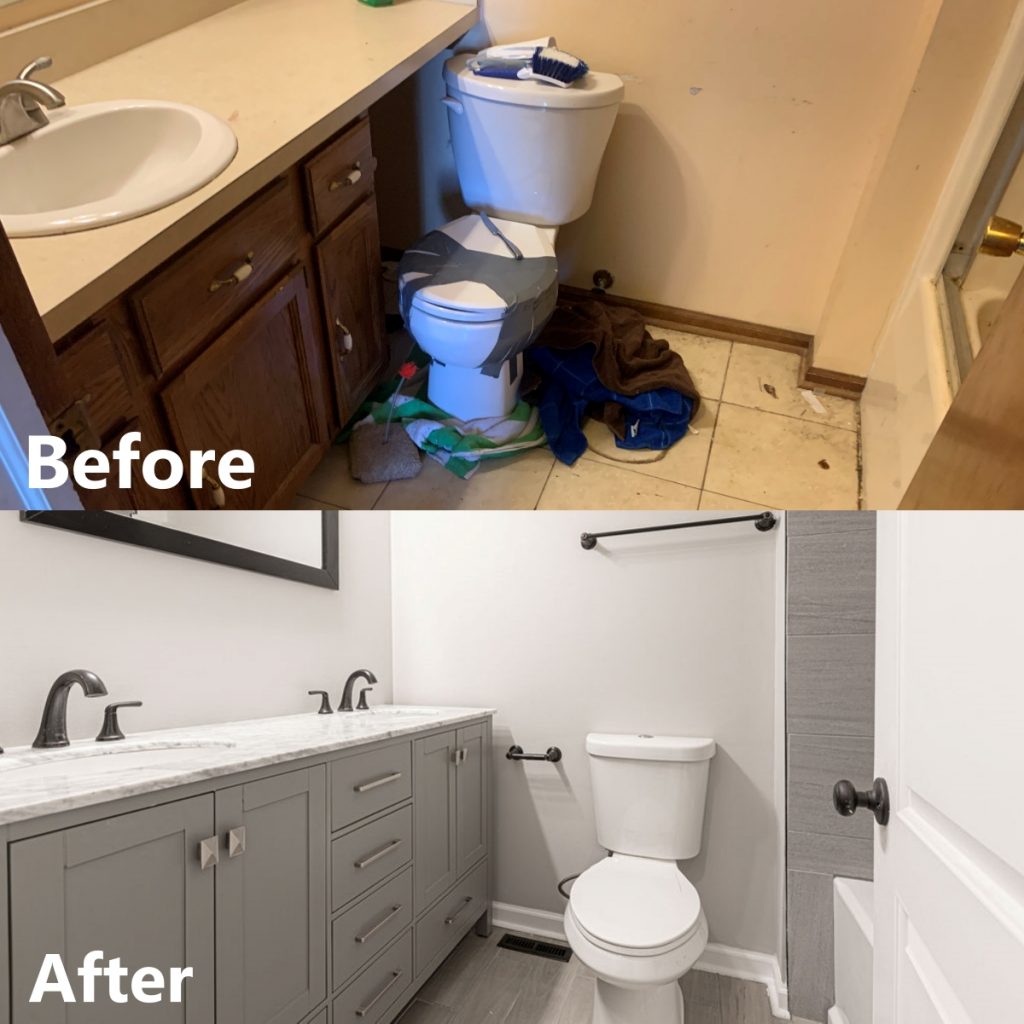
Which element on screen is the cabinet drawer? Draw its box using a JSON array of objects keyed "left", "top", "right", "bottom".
[
  {"left": 333, "top": 931, "right": 411, "bottom": 1024},
  {"left": 415, "top": 860, "right": 488, "bottom": 979},
  {"left": 132, "top": 178, "right": 304, "bottom": 374},
  {"left": 304, "top": 117, "right": 375, "bottom": 237},
  {"left": 332, "top": 742, "right": 412, "bottom": 830},
  {"left": 332, "top": 805, "right": 412, "bottom": 911},
  {"left": 333, "top": 865, "right": 413, "bottom": 990}
]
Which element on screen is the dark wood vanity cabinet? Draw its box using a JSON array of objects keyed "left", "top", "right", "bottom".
[{"left": 49, "top": 114, "right": 387, "bottom": 510}]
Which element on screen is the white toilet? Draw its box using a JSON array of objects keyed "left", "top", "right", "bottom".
[
  {"left": 565, "top": 733, "right": 717, "bottom": 1024},
  {"left": 398, "top": 53, "right": 625, "bottom": 421}
]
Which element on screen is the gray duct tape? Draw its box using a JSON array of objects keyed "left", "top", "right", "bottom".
[{"left": 399, "top": 229, "right": 558, "bottom": 378}]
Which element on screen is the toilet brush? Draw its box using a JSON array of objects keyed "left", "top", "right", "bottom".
[{"left": 349, "top": 363, "right": 423, "bottom": 484}]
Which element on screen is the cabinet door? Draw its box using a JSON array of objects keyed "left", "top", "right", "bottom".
[
  {"left": 316, "top": 199, "right": 386, "bottom": 423},
  {"left": 413, "top": 731, "right": 457, "bottom": 912},
  {"left": 456, "top": 723, "right": 488, "bottom": 876},
  {"left": 162, "top": 266, "right": 329, "bottom": 509},
  {"left": 216, "top": 767, "right": 327, "bottom": 1024},
  {"left": 9, "top": 796, "right": 215, "bottom": 1024}
]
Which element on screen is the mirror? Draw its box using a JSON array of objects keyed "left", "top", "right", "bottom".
[{"left": 21, "top": 511, "right": 340, "bottom": 590}]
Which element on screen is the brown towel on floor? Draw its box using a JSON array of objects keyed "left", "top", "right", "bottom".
[
  {"left": 533, "top": 298, "right": 701, "bottom": 442},
  {"left": 536, "top": 299, "right": 701, "bottom": 409}
]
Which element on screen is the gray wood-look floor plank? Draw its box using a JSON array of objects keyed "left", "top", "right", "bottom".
[{"left": 417, "top": 934, "right": 783, "bottom": 1023}]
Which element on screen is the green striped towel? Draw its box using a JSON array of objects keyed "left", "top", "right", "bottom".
[{"left": 359, "top": 396, "right": 546, "bottom": 479}]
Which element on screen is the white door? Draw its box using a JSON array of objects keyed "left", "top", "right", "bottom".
[{"left": 874, "top": 512, "right": 1024, "bottom": 1023}]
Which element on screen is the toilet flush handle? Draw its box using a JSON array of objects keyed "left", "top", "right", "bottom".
[{"left": 441, "top": 96, "right": 464, "bottom": 115}]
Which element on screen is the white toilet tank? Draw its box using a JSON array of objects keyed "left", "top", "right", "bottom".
[
  {"left": 587, "top": 733, "right": 716, "bottom": 860},
  {"left": 443, "top": 54, "right": 625, "bottom": 227}
]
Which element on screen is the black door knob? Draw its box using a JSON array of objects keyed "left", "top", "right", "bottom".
[{"left": 832, "top": 777, "right": 890, "bottom": 826}]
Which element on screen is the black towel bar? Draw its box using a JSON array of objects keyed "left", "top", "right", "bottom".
[
  {"left": 581, "top": 512, "right": 777, "bottom": 550},
  {"left": 507, "top": 745, "right": 563, "bottom": 763}
]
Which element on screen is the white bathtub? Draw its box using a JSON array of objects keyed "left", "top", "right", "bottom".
[{"left": 828, "top": 878, "right": 872, "bottom": 1024}]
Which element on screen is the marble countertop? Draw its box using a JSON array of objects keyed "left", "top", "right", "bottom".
[
  {"left": 0, "top": 706, "right": 494, "bottom": 826},
  {"left": 12, "top": 0, "right": 477, "bottom": 341}
]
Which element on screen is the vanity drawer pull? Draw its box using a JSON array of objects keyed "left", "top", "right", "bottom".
[
  {"left": 329, "top": 164, "right": 363, "bottom": 191},
  {"left": 354, "top": 771, "right": 403, "bottom": 794},
  {"left": 354, "top": 904, "right": 404, "bottom": 945},
  {"left": 355, "top": 970, "right": 403, "bottom": 1018},
  {"left": 208, "top": 252, "right": 255, "bottom": 292},
  {"left": 444, "top": 896, "right": 474, "bottom": 926},
  {"left": 354, "top": 838, "right": 403, "bottom": 870},
  {"left": 198, "top": 836, "right": 220, "bottom": 871}
]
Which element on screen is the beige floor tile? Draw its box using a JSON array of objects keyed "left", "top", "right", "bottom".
[
  {"left": 698, "top": 491, "right": 773, "bottom": 511},
  {"left": 648, "top": 327, "right": 733, "bottom": 401},
  {"left": 396, "top": 1000, "right": 455, "bottom": 1023},
  {"left": 297, "top": 444, "right": 387, "bottom": 510},
  {"left": 374, "top": 449, "right": 555, "bottom": 510},
  {"left": 705, "top": 404, "right": 859, "bottom": 510},
  {"left": 289, "top": 494, "right": 337, "bottom": 510},
  {"left": 581, "top": 400, "right": 717, "bottom": 491},
  {"left": 722, "top": 345, "right": 858, "bottom": 431},
  {"left": 538, "top": 460, "right": 701, "bottom": 510}
]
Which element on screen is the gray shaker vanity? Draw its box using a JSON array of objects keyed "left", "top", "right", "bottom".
[{"left": 0, "top": 707, "right": 494, "bottom": 1024}]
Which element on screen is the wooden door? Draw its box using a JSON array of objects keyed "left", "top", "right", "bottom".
[
  {"left": 216, "top": 767, "right": 327, "bottom": 1024},
  {"left": 316, "top": 199, "right": 386, "bottom": 424},
  {"left": 8, "top": 796, "right": 216, "bottom": 1024},
  {"left": 873, "top": 514, "right": 1024, "bottom": 1021},
  {"left": 901, "top": 268, "right": 1024, "bottom": 508},
  {"left": 413, "top": 731, "right": 457, "bottom": 912},
  {"left": 161, "top": 266, "right": 329, "bottom": 509},
  {"left": 455, "top": 723, "right": 488, "bottom": 877}
]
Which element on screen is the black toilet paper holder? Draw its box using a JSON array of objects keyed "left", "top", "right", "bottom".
[{"left": 506, "top": 745, "right": 562, "bottom": 763}]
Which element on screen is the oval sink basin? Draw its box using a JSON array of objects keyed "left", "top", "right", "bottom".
[
  {"left": 0, "top": 741, "right": 237, "bottom": 780},
  {"left": 0, "top": 100, "right": 237, "bottom": 237}
]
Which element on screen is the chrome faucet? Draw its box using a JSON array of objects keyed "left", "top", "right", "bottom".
[
  {"left": 33, "top": 670, "right": 108, "bottom": 748},
  {"left": 0, "top": 57, "right": 66, "bottom": 146},
  {"left": 340, "top": 669, "right": 377, "bottom": 712}
]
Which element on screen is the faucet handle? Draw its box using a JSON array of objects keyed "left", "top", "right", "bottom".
[
  {"left": 96, "top": 701, "right": 143, "bottom": 742},
  {"left": 308, "top": 690, "right": 334, "bottom": 715},
  {"left": 18, "top": 56, "right": 53, "bottom": 81},
  {"left": 356, "top": 686, "right": 373, "bottom": 712}
]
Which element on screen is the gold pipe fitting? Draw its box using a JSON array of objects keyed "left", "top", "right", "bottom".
[{"left": 980, "top": 215, "right": 1024, "bottom": 258}]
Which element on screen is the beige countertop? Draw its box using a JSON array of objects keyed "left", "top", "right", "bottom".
[{"left": 10, "top": 0, "right": 477, "bottom": 341}]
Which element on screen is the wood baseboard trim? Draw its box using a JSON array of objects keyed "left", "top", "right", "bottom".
[
  {"left": 798, "top": 349, "right": 866, "bottom": 400},
  {"left": 559, "top": 285, "right": 865, "bottom": 401},
  {"left": 558, "top": 285, "right": 813, "bottom": 355}
]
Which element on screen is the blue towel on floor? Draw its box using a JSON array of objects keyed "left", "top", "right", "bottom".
[{"left": 529, "top": 345, "right": 695, "bottom": 466}]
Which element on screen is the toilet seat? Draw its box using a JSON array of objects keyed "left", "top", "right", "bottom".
[
  {"left": 569, "top": 856, "right": 703, "bottom": 957},
  {"left": 404, "top": 214, "right": 558, "bottom": 327}
]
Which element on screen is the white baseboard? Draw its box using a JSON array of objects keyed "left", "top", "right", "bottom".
[
  {"left": 490, "top": 903, "right": 791, "bottom": 1020},
  {"left": 827, "top": 1007, "right": 849, "bottom": 1024}
]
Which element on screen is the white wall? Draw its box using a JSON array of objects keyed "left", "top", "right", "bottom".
[
  {"left": 0, "top": 511, "right": 393, "bottom": 747},
  {"left": 390, "top": 511, "right": 783, "bottom": 959}
]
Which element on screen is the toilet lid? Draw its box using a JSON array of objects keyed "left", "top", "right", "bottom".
[
  {"left": 404, "top": 215, "right": 558, "bottom": 324},
  {"left": 570, "top": 857, "right": 702, "bottom": 954}
]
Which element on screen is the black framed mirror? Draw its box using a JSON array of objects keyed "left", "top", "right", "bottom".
[{"left": 21, "top": 511, "right": 340, "bottom": 590}]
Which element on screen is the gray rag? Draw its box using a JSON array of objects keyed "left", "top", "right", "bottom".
[{"left": 399, "top": 229, "right": 558, "bottom": 378}]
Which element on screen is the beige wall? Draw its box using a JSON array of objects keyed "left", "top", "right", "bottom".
[
  {"left": 813, "top": 0, "right": 1021, "bottom": 375},
  {"left": 373, "top": 0, "right": 937, "bottom": 338}
]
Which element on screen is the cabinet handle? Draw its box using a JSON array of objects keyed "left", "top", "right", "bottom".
[
  {"left": 208, "top": 252, "right": 255, "bottom": 292},
  {"left": 354, "top": 904, "right": 404, "bottom": 944},
  {"left": 444, "top": 895, "right": 474, "bottom": 926},
  {"left": 202, "top": 468, "right": 226, "bottom": 509},
  {"left": 335, "top": 318, "right": 354, "bottom": 355},
  {"left": 355, "top": 970, "right": 403, "bottom": 1018},
  {"left": 228, "top": 826, "right": 247, "bottom": 858},
  {"left": 354, "top": 771, "right": 403, "bottom": 794},
  {"left": 198, "top": 836, "right": 220, "bottom": 871},
  {"left": 452, "top": 748, "right": 468, "bottom": 766},
  {"left": 329, "top": 164, "right": 362, "bottom": 191},
  {"left": 354, "top": 838, "right": 403, "bottom": 870}
]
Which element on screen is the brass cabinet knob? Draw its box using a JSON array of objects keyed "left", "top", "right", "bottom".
[{"left": 980, "top": 215, "right": 1024, "bottom": 258}]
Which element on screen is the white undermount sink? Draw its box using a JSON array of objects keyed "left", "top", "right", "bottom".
[{"left": 0, "top": 100, "right": 237, "bottom": 237}]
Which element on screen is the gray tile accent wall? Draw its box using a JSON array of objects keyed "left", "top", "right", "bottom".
[{"left": 785, "top": 512, "right": 876, "bottom": 1024}]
